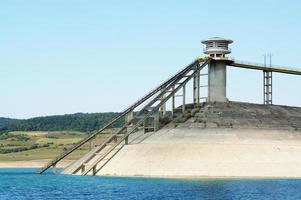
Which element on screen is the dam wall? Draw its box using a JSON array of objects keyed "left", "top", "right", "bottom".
[
  {"left": 90, "top": 102, "right": 301, "bottom": 178},
  {"left": 98, "top": 128, "right": 301, "bottom": 178}
]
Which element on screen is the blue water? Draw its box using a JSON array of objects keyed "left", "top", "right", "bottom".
[{"left": 1, "top": 169, "right": 301, "bottom": 200}]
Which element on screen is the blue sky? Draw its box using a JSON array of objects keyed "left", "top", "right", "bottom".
[{"left": 0, "top": 0, "right": 301, "bottom": 119}]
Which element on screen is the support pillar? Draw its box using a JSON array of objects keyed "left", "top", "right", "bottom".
[
  {"left": 182, "top": 84, "right": 186, "bottom": 113},
  {"left": 193, "top": 70, "right": 200, "bottom": 106},
  {"left": 125, "top": 111, "right": 133, "bottom": 145},
  {"left": 160, "top": 89, "right": 166, "bottom": 117},
  {"left": 89, "top": 140, "right": 92, "bottom": 151},
  {"left": 89, "top": 137, "right": 95, "bottom": 151},
  {"left": 52, "top": 164, "right": 57, "bottom": 175},
  {"left": 153, "top": 111, "right": 160, "bottom": 132},
  {"left": 208, "top": 60, "right": 227, "bottom": 102},
  {"left": 171, "top": 86, "right": 175, "bottom": 117},
  {"left": 92, "top": 166, "right": 97, "bottom": 176}
]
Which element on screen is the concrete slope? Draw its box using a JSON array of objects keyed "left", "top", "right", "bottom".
[
  {"left": 62, "top": 131, "right": 150, "bottom": 175},
  {"left": 169, "top": 102, "right": 301, "bottom": 130},
  {"left": 94, "top": 102, "right": 301, "bottom": 178},
  {"left": 97, "top": 128, "right": 301, "bottom": 178}
]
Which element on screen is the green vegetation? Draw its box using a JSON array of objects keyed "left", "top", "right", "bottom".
[
  {"left": 0, "top": 144, "right": 50, "bottom": 154},
  {"left": 0, "top": 113, "right": 124, "bottom": 161},
  {"left": 0, "top": 112, "right": 123, "bottom": 133},
  {"left": 0, "top": 131, "right": 110, "bottom": 161},
  {"left": 0, "top": 117, "right": 16, "bottom": 129}
]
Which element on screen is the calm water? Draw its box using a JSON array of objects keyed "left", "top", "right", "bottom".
[{"left": 1, "top": 169, "right": 301, "bottom": 200}]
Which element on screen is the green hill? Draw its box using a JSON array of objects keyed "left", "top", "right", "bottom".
[
  {"left": 0, "top": 117, "right": 16, "bottom": 129},
  {"left": 0, "top": 113, "right": 123, "bottom": 134}
]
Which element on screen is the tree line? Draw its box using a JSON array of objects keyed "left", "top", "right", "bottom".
[{"left": 0, "top": 112, "right": 124, "bottom": 134}]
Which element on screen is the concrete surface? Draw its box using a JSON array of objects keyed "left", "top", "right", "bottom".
[
  {"left": 97, "top": 128, "right": 301, "bottom": 178},
  {"left": 62, "top": 102, "right": 301, "bottom": 178},
  {"left": 208, "top": 60, "right": 227, "bottom": 102}
]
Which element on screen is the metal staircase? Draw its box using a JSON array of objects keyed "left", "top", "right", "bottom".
[{"left": 38, "top": 57, "right": 211, "bottom": 175}]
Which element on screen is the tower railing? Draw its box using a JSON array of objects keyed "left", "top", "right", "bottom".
[{"left": 231, "top": 59, "right": 301, "bottom": 74}]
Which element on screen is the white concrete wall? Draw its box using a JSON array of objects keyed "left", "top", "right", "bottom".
[{"left": 96, "top": 128, "right": 301, "bottom": 179}]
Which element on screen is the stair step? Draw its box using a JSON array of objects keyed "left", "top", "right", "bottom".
[
  {"left": 176, "top": 82, "right": 184, "bottom": 85},
  {"left": 117, "top": 134, "right": 127, "bottom": 138},
  {"left": 106, "top": 142, "right": 117, "bottom": 146},
  {"left": 145, "top": 106, "right": 155, "bottom": 111},
  {"left": 94, "top": 153, "right": 105, "bottom": 156},
  {"left": 100, "top": 158, "right": 109, "bottom": 161},
  {"left": 38, "top": 59, "right": 210, "bottom": 175}
]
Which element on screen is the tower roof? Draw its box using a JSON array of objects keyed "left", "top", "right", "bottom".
[{"left": 201, "top": 37, "right": 233, "bottom": 44}]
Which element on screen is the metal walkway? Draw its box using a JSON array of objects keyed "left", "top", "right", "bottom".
[
  {"left": 38, "top": 57, "right": 211, "bottom": 174},
  {"left": 229, "top": 59, "right": 301, "bottom": 75}
]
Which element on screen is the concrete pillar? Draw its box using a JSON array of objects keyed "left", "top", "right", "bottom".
[
  {"left": 153, "top": 111, "right": 160, "bottom": 132},
  {"left": 89, "top": 140, "right": 92, "bottom": 151},
  {"left": 126, "top": 111, "right": 134, "bottom": 123},
  {"left": 52, "top": 164, "right": 57, "bottom": 175},
  {"left": 208, "top": 60, "right": 227, "bottom": 102},
  {"left": 143, "top": 120, "right": 147, "bottom": 134},
  {"left": 125, "top": 111, "right": 133, "bottom": 145},
  {"left": 92, "top": 166, "right": 97, "bottom": 175},
  {"left": 160, "top": 89, "right": 166, "bottom": 117},
  {"left": 89, "top": 137, "right": 95, "bottom": 150},
  {"left": 193, "top": 70, "right": 200, "bottom": 105},
  {"left": 171, "top": 86, "right": 175, "bottom": 116},
  {"left": 182, "top": 84, "right": 186, "bottom": 113}
]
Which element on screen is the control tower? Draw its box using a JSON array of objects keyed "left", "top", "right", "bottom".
[
  {"left": 39, "top": 37, "right": 301, "bottom": 177},
  {"left": 202, "top": 37, "right": 233, "bottom": 102}
]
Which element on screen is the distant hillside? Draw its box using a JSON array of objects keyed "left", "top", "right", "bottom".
[
  {"left": 0, "top": 113, "right": 123, "bottom": 134},
  {"left": 0, "top": 118, "right": 16, "bottom": 129}
]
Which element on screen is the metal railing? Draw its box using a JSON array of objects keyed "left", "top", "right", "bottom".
[
  {"left": 81, "top": 58, "right": 211, "bottom": 175},
  {"left": 232, "top": 59, "right": 301, "bottom": 72},
  {"left": 38, "top": 57, "right": 209, "bottom": 174}
]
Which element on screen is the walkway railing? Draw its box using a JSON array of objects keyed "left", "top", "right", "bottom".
[{"left": 38, "top": 57, "right": 210, "bottom": 174}]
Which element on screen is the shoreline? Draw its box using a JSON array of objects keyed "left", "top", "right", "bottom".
[
  {"left": 3, "top": 129, "right": 301, "bottom": 179},
  {"left": 0, "top": 160, "right": 73, "bottom": 169},
  {"left": 96, "top": 174, "right": 301, "bottom": 180},
  {"left": 95, "top": 129, "right": 301, "bottom": 179},
  {"left": 1, "top": 164, "right": 301, "bottom": 180}
]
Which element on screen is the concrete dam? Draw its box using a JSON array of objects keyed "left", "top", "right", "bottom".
[{"left": 39, "top": 38, "right": 301, "bottom": 178}]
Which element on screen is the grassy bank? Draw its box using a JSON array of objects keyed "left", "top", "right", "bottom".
[{"left": 0, "top": 131, "right": 111, "bottom": 161}]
